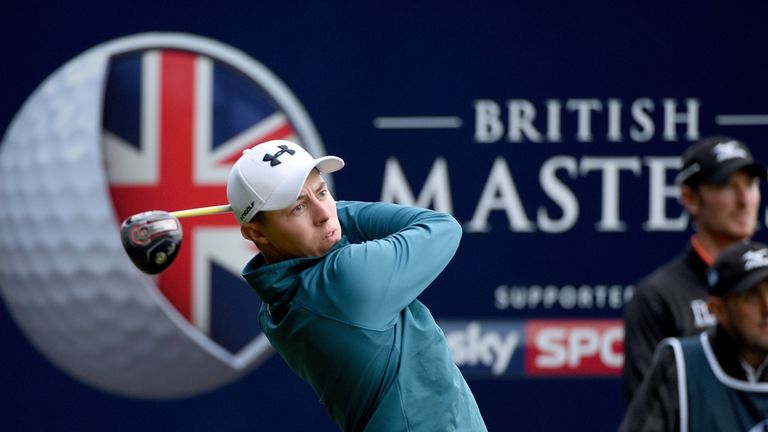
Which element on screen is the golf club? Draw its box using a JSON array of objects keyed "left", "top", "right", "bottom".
[{"left": 120, "top": 204, "right": 232, "bottom": 274}]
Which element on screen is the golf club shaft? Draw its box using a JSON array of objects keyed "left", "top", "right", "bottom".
[{"left": 169, "top": 204, "right": 232, "bottom": 219}]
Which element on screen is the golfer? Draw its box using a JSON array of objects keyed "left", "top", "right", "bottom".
[{"left": 226, "top": 140, "right": 487, "bottom": 431}]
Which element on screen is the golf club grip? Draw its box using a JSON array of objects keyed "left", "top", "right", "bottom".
[{"left": 170, "top": 204, "right": 232, "bottom": 219}]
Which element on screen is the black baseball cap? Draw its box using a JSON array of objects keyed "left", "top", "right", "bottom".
[
  {"left": 707, "top": 241, "right": 768, "bottom": 297},
  {"left": 674, "top": 136, "right": 766, "bottom": 187}
]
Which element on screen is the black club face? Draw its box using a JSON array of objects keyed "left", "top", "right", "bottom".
[{"left": 120, "top": 211, "right": 183, "bottom": 274}]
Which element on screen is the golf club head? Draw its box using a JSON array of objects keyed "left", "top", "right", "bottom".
[{"left": 120, "top": 211, "right": 183, "bottom": 274}]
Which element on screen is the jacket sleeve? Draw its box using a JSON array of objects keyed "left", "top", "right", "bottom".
[
  {"left": 618, "top": 342, "right": 681, "bottom": 432},
  {"left": 316, "top": 201, "right": 462, "bottom": 329},
  {"left": 623, "top": 280, "right": 675, "bottom": 402}
]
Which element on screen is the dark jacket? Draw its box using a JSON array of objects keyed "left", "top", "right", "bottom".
[
  {"left": 623, "top": 240, "right": 716, "bottom": 402},
  {"left": 619, "top": 326, "right": 768, "bottom": 432}
]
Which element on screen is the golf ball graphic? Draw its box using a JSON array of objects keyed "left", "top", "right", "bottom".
[{"left": 0, "top": 33, "right": 325, "bottom": 398}]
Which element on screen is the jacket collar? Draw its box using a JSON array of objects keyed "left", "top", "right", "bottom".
[{"left": 241, "top": 236, "right": 349, "bottom": 303}]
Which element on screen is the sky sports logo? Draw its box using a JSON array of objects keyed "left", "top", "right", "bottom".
[{"left": 440, "top": 319, "right": 623, "bottom": 378}]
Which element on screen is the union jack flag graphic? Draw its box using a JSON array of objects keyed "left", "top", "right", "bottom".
[{"left": 103, "top": 49, "right": 300, "bottom": 354}]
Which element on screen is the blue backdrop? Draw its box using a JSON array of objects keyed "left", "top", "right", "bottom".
[{"left": 2, "top": 1, "right": 768, "bottom": 431}]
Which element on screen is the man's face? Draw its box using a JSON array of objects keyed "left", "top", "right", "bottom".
[
  {"left": 248, "top": 170, "right": 342, "bottom": 262},
  {"left": 690, "top": 171, "right": 761, "bottom": 242},
  {"left": 711, "top": 281, "right": 768, "bottom": 359}
]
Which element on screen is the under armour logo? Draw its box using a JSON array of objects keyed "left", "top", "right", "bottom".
[
  {"left": 713, "top": 141, "right": 747, "bottom": 162},
  {"left": 263, "top": 145, "right": 296, "bottom": 167}
]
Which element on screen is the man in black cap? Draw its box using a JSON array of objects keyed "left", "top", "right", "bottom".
[
  {"left": 619, "top": 240, "right": 768, "bottom": 432},
  {"left": 623, "top": 136, "right": 767, "bottom": 402}
]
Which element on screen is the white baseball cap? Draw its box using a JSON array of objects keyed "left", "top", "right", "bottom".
[{"left": 226, "top": 140, "right": 344, "bottom": 225}]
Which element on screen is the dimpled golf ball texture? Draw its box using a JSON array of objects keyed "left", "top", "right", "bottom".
[{"left": 0, "top": 35, "right": 268, "bottom": 398}]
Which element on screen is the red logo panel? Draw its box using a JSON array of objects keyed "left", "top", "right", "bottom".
[{"left": 525, "top": 319, "right": 624, "bottom": 376}]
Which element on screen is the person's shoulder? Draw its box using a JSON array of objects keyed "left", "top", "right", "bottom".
[
  {"left": 655, "top": 337, "right": 683, "bottom": 361},
  {"left": 334, "top": 200, "right": 366, "bottom": 224},
  {"left": 335, "top": 200, "right": 360, "bottom": 212},
  {"left": 335, "top": 200, "right": 383, "bottom": 216},
  {"left": 634, "top": 250, "right": 691, "bottom": 293},
  {"left": 626, "top": 249, "right": 693, "bottom": 315}
]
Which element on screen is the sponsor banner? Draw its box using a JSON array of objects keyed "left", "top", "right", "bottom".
[
  {"left": 526, "top": 319, "right": 624, "bottom": 376},
  {"left": 3, "top": 3, "right": 768, "bottom": 431},
  {"left": 442, "top": 319, "right": 623, "bottom": 378}
]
